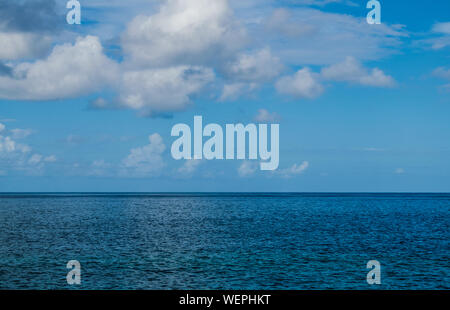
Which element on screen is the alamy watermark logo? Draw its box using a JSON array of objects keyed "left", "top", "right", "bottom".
[
  {"left": 367, "top": 0, "right": 381, "bottom": 25},
  {"left": 66, "top": 0, "right": 81, "bottom": 25},
  {"left": 366, "top": 260, "right": 381, "bottom": 285},
  {"left": 171, "top": 116, "right": 279, "bottom": 171},
  {"left": 66, "top": 260, "right": 81, "bottom": 285}
]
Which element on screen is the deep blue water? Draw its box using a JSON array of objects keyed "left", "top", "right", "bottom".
[{"left": 0, "top": 193, "right": 448, "bottom": 290}]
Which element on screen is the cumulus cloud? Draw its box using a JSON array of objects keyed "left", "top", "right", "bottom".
[
  {"left": 121, "top": 0, "right": 246, "bottom": 67},
  {"left": 121, "top": 133, "right": 166, "bottom": 177},
  {"left": 0, "top": 0, "right": 407, "bottom": 115},
  {"left": 219, "top": 83, "right": 246, "bottom": 102},
  {"left": 116, "top": 0, "right": 252, "bottom": 111},
  {"left": 276, "top": 68, "right": 324, "bottom": 99},
  {"left": 321, "top": 56, "right": 396, "bottom": 87},
  {"left": 275, "top": 161, "right": 310, "bottom": 178},
  {"left": 254, "top": 109, "right": 280, "bottom": 123},
  {"left": 28, "top": 154, "right": 43, "bottom": 165},
  {"left": 218, "top": 48, "right": 283, "bottom": 101},
  {"left": 0, "top": 0, "right": 61, "bottom": 60},
  {"left": 275, "top": 57, "right": 395, "bottom": 99},
  {"left": 0, "top": 125, "right": 30, "bottom": 155},
  {"left": 118, "top": 66, "right": 215, "bottom": 115},
  {"left": 238, "top": 161, "right": 258, "bottom": 177},
  {"left": 0, "top": 135, "right": 17, "bottom": 154},
  {"left": 225, "top": 48, "right": 283, "bottom": 83},
  {"left": 44, "top": 155, "right": 57, "bottom": 163},
  {"left": 0, "top": 32, "right": 52, "bottom": 61},
  {"left": 218, "top": 82, "right": 258, "bottom": 102},
  {"left": 0, "top": 36, "right": 119, "bottom": 100},
  {"left": 0, "top": 0, "right": 408, "bottom": 117},
  {"left": 395, "top": 168, "right": 405, "bottom": 174},
  {"left": 433, "top": 67, "right": 450, "bottom": 80},
  {"left": 0, "top": 31, "right": 214, "bottom": 115},
  {"left": 0, "top": 122, "right": 55, "bottom": 175},
  {"left": 177, "top": 159, "right": 202, "bottom": 176},
  {"left": 26, "top": 153, "right": 58, "bottom": 173}
]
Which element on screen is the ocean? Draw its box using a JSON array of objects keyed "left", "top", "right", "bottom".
[{"left": 0, "top": 193, "right": 448, "bottom": 290}]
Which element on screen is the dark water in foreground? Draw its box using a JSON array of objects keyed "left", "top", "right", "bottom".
[{"left": 0, "top": 193, "right": 448, "bottom": 290}]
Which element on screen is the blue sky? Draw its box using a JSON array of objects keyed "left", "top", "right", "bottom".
[{"left": 0, "top": 0, "right": 449, "bottom": 192}]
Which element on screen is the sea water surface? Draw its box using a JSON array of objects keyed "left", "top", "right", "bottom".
[{"left": 0, "top": 193, "right": 448, "bottom": 290}]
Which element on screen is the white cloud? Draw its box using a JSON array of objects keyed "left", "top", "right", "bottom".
[
  {"left": 0, "top": 1, "right": 408, "bottom": 115},
  {"left": 0, "top": 122, "right": 55, "bottom": 175},
  {"left": 121, "top": 133, "right": 166, "bottom": 177},
  {"left": 218, "top": 82, "right": 259, "bottom": 102},
  {"left": 0, "top": 36, "right": 119, "bottom": 100},
  {"left": 432, "top": 22, "right": 450, "bottom": 35},
  {"left": 121, "top": 0, "right": 246, "bottom": 67},
  {"left": 254, "top": 109, "right": 280, "bottom": 123},
  {"left": 44, "top": 155, "right": 57, "bottom": 163},
  {"left": 275, "top": 161, "right": 309, "bottom": 178},
  {"left": 433, "top": 67, "right": 450, "bottom": 80},
  {"left": 116, "top": 0, "right": 251, "bottom": 112},
  {"left": 0, "top": 1, "right": 409, "bottom": 116},
  {"left": 276, "top": 68, "right": 324, "bottom": 98},
  {"left": 10, "top": 128, "right": 33, "bottom": 139},
  {"left": 118, "top": 66, "right": 215, "bottom": 115},
  {"left": 238, "top": 161, "right": 258, "bottom": 177},
  {"left": 219, "top": 83, "right": 247, "bottom": 102},
  {"left": 321, "top": 57, "right": 395, "bottom": 87},
  {"left": 221, "top": 82, "right": 263, "bottom": 101},
  {"left": 0, "top": 135, "right": 16, "bottom": 153},
  {"left": 0, "top": 27, "right": 216, "bottom": 115},
  {"left": 28, "top": 154, "right": 42, "bottom": 165},
  {"left": 395, "top": 168, "right": 405, "bottom": 174},
  {"left": 0, "top": 32, "right": 52, "bottom": 60},
  {"left": 276, "top": 57, "right": 395, "bottom": 100},
  {"left": 87, "top": 160, "right": 111, "bottom": 176},
  {"left": 225, "top": 48, "right": 283, "bottom": 83},
  {"left": 218, "top": 48, "right": 283, "bottom": 101},
  {"left": 0, "top": 125, "right": 30, "bottom": 155},
  {"left": 24, "top": 153, "right": 57, "bottom": 175},
  {"left": 178, "top": 159, "right": 202, "bottom": 176}
]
